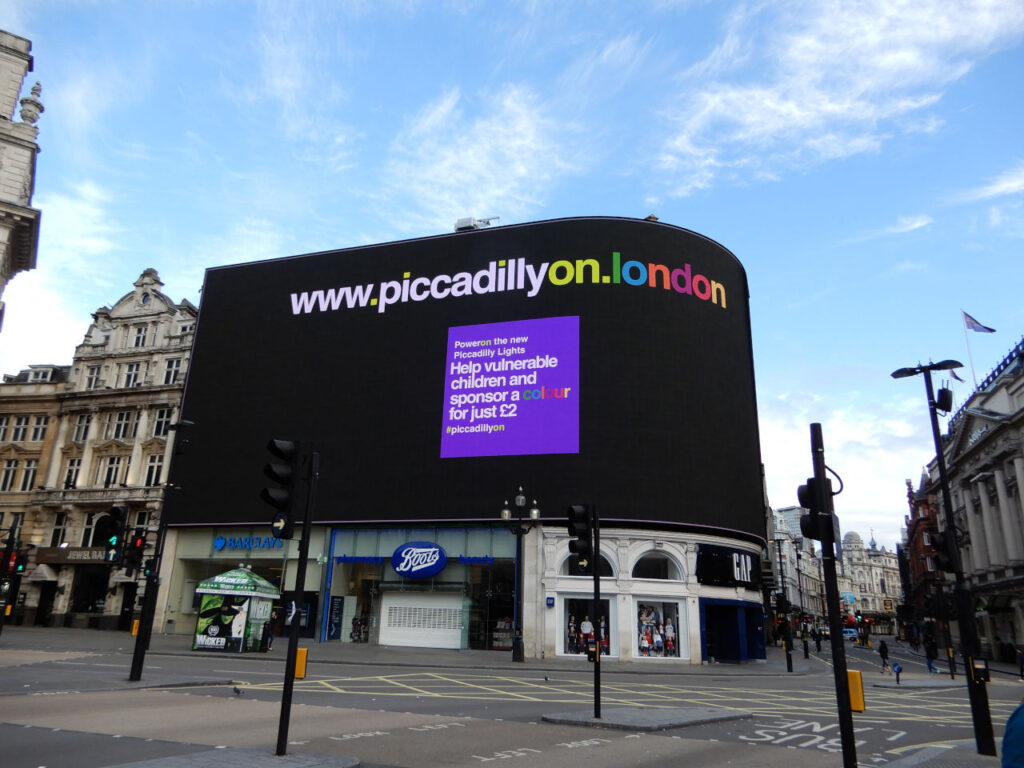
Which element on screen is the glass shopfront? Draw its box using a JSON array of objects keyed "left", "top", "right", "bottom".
[
  {"left": 564, "top": 597, "right": 612, "bottom": 656},
  {"left": 325, "top": 526, "right": 515, "bottom": 650},
  {"left": 636, "top": 600, "right": 681, "bottom": 657}
]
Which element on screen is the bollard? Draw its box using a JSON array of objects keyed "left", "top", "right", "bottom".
[
  {"left": 295, "top": 647, "right": 307, "bottom": 680},
  {"left": 847, "top": 669, "right": 865, "bottom": 712}
]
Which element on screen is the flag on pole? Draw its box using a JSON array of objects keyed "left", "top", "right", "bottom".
[{"left": 962, "top": 311, "right": 996, "bottom": 333}]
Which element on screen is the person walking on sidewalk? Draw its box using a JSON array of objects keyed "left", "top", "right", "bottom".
[
  {"left": 925, "top": 639, "right": 939, "bottom": 673},
  {"left": 878, "top": 638, "right": 891, "bottom": 673}
]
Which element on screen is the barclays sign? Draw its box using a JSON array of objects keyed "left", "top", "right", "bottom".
[
  {"left": 392, "top": 541, "right": 447, "bottom": 579},
  {"left": 214, "top": 536, "right": 285, "bottom": 552}
]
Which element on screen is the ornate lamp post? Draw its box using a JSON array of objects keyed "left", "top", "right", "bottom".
[{"left": 501, "top": 487, "right": 539, "bottom": 662}]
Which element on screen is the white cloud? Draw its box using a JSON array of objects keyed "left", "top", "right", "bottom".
[
  {"left": 760, "top": 387, "right": 934, "bottom": 551},
  {"left": 885, "top": 214, "right": 934, "bottom": 235},
  {"left": 659, "top": 0, "right": 1024, "bottom": 195},
  {"left": 986, "top": 201, "right": 1024, "bottom": 238},
  {"left": 956, "top": 160, "right": 1024, "bottom": 202},
  {"left": 0, "top": 181, "right": 126, "bottom": 375},
  {"left": 845, "top": 213, "right": 934, "bottom": 244},
  {"left": 382, "top": 85, "right": 575, "bottom": 233}
]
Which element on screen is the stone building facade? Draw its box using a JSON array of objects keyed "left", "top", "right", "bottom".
[
  {"left": 912, "top": 336, "right": 1024, "bottom": 661},
  {"left": 0, "top": 29, "right": 43, "bottom": 333},
  {"left": 0, "top": 270, "right": 194, "bottom": 628}
]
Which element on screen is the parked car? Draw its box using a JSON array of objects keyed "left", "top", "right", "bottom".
[{"left": 843, "top": 628, "right": 858, "bottom": 641}]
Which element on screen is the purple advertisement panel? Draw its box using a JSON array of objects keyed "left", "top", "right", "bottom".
[{"left": 441, "top": 316, "right": 579, "bottom": 458}]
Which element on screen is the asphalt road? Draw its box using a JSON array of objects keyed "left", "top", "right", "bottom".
[{"left": 1, "top": 628, "right": 1015, "bottom": 767}]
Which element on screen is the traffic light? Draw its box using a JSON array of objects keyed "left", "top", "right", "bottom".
[
  {"left": 98, "top": 506, "right": 127, "bottom": 562},
  {"left": 261, "top": 439, "right": 300, "bottom": 539},
  {"left": 143, "top": 558, "right": 156, "bottom": 578},
  {"left": 13, "top": 551, "right": 27, "bottom": 573},
  {"left": 566, "top": 504, "right": 592, "bottom": 572},
  {"left": 931, "top": 529, "right": 956, "bottom": 572},
  {"left": 776, "top": 593, "right": 790, "bottom": 614},
  {"left": 855, "top": 610, "right": 862, "bottom": 623},
  {"left": 124, "top": 528, "right": 147, "bottom": 574},
  {"left": 797, "top": 477, "right": 833, "bottom": 541}
]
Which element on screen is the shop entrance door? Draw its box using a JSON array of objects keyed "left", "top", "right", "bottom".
[{"left": 379, "top": 592, "right": 463, "bottom": 648}]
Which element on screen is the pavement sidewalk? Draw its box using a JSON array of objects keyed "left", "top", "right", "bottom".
[{"left": 0, "top": 625, "right": 1011, "bottom": 767}]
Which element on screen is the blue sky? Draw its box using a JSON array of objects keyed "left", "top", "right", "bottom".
[{"left": 2, "top": 1, "right": 1022, "bottom": 551}]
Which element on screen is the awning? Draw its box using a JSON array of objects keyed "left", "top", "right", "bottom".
[
  {"left": 195, "top": 568, "right": 280, "bottom": 599},
  {"left": 27, "top": 563, "right": 59, "bottom": 582}
]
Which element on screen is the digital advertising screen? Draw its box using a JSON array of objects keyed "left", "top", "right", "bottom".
[{"left": 166, "top": 217, "right": 765, "bottom": 541}]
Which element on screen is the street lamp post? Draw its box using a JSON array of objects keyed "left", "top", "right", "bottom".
[
  {"left": 796, "top": 548, "right": 808, "bottom": 658},
  {"left": 773, "top": 537, "right": 793, "bottom": 672},
  {"left": 892, "top": 360, "right": 995, "bottom": 756},
  {"left": 501, "top": 487, "right": 539, "bottom": 663}
]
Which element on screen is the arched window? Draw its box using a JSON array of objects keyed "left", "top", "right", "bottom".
[{"left": 631, "top": 552, "right": 681, "bottom": 580}]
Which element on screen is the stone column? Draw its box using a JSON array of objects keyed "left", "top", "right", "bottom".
[
  {"left": 962, "top": 491, "right": 987, "bottom": 573},
  {"left": 977, "top": 478, "right": 1005, "bottom": 567},
  {"left": 126, "top": 408, "right": 152, "bottom": 486},
  {"left": 953, "top": 488, "right": 975, "bottom": 574},
  {"left": 78, "top": 410, "right": 102, "bottom": 488},
  {"left": 43, "top": 414, "right": 71, "bottom": 487},
  {"left": 994, "top": 467, "right": 1023, "bottom": 563}
]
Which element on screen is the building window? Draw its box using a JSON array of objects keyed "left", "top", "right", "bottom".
[
  {"left": 64, "top": 457, "right": 81, "bottom": 489},
  {"left": 631, "top": 553, "right": 682, "bottom": 580},
  {"left": 31, "top": 416, "right": 49, "bottom": 442},
  {"left": 81, "top": 512, "right": 96, "bottom": 546},
  {"left": 11, "top": 416, "right": 29, "bottom": 441},
  {"left": 124, "top": 362, "right": 141, "bottom": 388},
  {"left": 0, "top": 416, "right": 7, "bottom": 441},
  {"left": 29, "top": 368, "right": 52, "bottom": 382},
  {"left": 164, "top": 358, "right": 182, "bottom": 385},
  {"left": 86, "top": 366, "right": 102, "bottom": 390},
  {"left": 145, "top": 454, "right": 164, "bottom": 486},
  {"left": 73, "top": 414, "right": 92, "bottom": 443},
  {"left": 0, "top": 459, "right": 18, "bottom": 491},
  {"left": 153, "top": 408, "right": 172, "bottom": 438},
  {"left": 111, "top": 411, "right": 138, "bottom": 440},
  {"left": 19, "top": 459, "right": 38, "bottom": 491},
  {"left": 98, "top": 456, "right": 122, "bottom": 488},
  {"left": 50, "top": 511, "right": 68, "bottom": 547},
  {"left": 135, "top": 508, "right": 150, "bottom": 529},
  {"left": 134, "top": 326, "right": 147, "bottom": 347}
]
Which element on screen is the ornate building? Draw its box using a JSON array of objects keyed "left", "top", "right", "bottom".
[
  {"left": 0, "top": 270, "right": 194, "bottom": 627},
  {"left": 0, "top": 29, "right": 43, "bottom": 333},
  {"left": 839, "top": 531, "right": 900, "bottom": 633},
  {"left": 910, "top": 335, "right": 1024, "bottom": 661},
  {"left": 769, "top": 506, "right": 901, "bottom": 634}
]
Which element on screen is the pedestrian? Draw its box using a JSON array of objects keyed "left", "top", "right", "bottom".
[
  {"left": 814, "top": 628, "right": 822, "bottom": 653},
  {"left": 925, "top": 639, "right": 939, "bottom": 673},
  {"left": 1003, "top": 698, "right": 1024, "bottom": 768},
  {"left": 1017, "top": 645, "right": 1024, "bottom": 681},
  {"left": 266, "top": 607, "right": 277, "bottom": 650},
  {"left": 878, "top": 638, "right": 890, "bottom": 673}
]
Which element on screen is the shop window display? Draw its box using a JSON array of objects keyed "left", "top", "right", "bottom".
[
  {"left": 637, "top": 601, "right": 680, "bottom": 657},
  {"left": 564, "top": 598, "right": 610, "bottom": 655}
]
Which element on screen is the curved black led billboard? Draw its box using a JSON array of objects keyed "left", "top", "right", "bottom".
[{"left": 167, "top": 217, "right": 765, "bottom": 542}]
